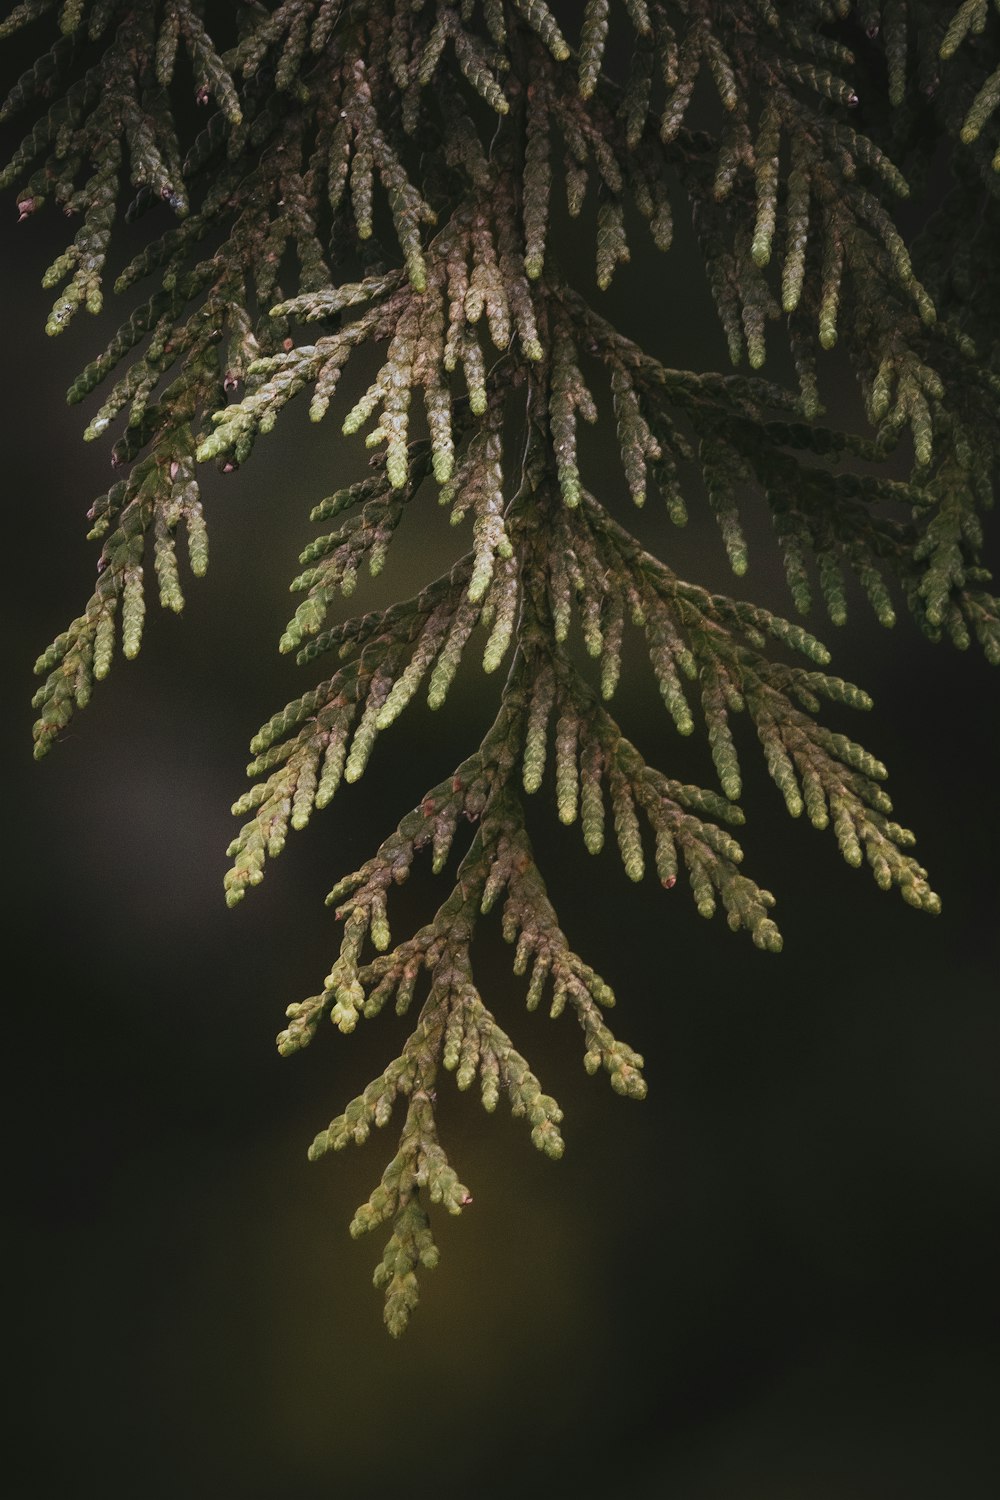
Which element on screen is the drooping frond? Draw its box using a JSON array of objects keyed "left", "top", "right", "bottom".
[{"left": 8, "top": 0, "right": 997, "bottom": 1332}]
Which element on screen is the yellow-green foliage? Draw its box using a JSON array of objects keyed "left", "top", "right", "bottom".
[{"left": 8, "top": 0, "right": 999, "bottom": 1334}]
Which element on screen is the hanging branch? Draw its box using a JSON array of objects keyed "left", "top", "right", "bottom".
[{"left": 7, "top": 0, "right": 998, "bottom": 1333}]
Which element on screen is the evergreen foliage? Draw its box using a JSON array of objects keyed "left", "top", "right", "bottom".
[{"left": 6, "top": 0, "right": 998, "bottom": 1334}]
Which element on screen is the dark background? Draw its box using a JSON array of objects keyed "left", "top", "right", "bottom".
[{"left": 3, "top": 40, "right": 999, "bottom": 1500}]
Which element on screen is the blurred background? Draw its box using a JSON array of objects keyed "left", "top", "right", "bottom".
[{"left": 3, "top": 49, "right": 1000, "bottom": 1500}]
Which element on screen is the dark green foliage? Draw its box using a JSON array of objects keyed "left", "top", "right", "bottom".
[{"left": 6, "top": 0, "right": 998, "bottom": 1333}]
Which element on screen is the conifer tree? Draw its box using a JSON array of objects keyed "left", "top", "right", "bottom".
[{"left": 6, "top": 0, "right": 998, "bottom": 1334}]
